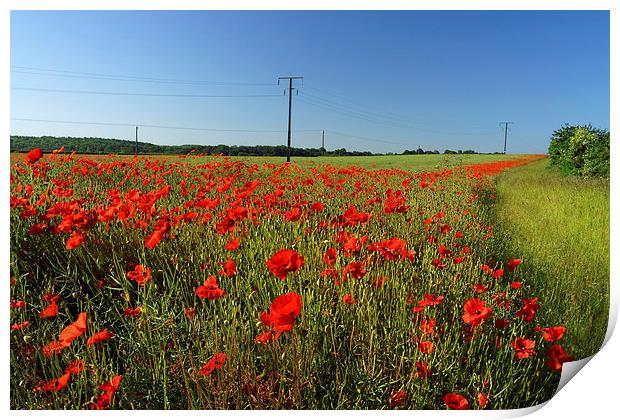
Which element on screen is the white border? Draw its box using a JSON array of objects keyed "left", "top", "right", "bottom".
[{"left": 3, "top": 2, "right": 617, "bottom": 419}]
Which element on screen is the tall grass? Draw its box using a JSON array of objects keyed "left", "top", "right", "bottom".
[{"left": 493, "top": 158, "right": 609, "bottom": 359}]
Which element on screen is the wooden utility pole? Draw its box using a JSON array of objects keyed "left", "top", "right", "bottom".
[
  {"left": 135, "top": 126, "right": 139, "bottom": 154},
  {"left": 500, "top": 122, "right": 514, "bottom": 154},
  {"left": 322, "top": 130, "right": 325, "bottom": 151},
  {"left": 278, "top": 76, "right": 303, "bottom": 162}
]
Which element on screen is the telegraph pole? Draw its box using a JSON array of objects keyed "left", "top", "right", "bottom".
[
  {"left": 322, "top": 130, "right": 325, "bottom": 152},
  {"left": 500, "top": 122, "right": 514, "bottom": 154},
  {"left": 135, "top": 126, "right": 139, "bottom": 154},
  {"left": 278, "top": 76, "right": 303, "bottom": 162}
]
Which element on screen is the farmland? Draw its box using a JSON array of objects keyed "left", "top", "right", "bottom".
[{"left": 9, "top": 151, "right": 606, "bottom": 410}]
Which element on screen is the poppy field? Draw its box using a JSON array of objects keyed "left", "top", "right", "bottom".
[{"left": 10, "top": 150, "right": 584, "bottom": 410}]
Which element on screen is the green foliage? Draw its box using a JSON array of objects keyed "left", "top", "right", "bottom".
[
  {"left": 9, "top": 135, "right": 376, "bottom": 157},
  {"left": 547, "top": 124, "right": 609, "bottom": 177},
  {"left": 495, "top": 159, "right": 609, "bottom": 359}
]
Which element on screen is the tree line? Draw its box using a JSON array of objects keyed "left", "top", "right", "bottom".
[{"left": 10, "top": 135, "right": 483, "bottom": 157}]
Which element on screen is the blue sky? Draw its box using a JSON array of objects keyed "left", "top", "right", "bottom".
[{"left": 10, "top": 10, "right": 610, "bottom": 154}]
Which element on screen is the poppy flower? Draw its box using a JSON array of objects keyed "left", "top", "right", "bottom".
[
  {"left": 507, "top": 259, "right": 522, "bottom": 272},
  {"left": 123, "top": 307, "right": 142, "bottom": 317},
  {"left": 127, "top": 264, "right": 151, "bottom": 286},
  {"left": 222, "top": 257, "right": 237, "bottom": 277},
  {"left": 342, "top": 294, "right": 356, "bottom": 305},
  {"left": 144, "top": 229, "right": 163, "bottom": 249},
  {"left": 65, "top": 231, "right": 86, "bottom": 250},
  {"left": 478, "top": 392, "right": 488, "bottom": 409},
  {"left": 11, "top": 321, "right": 31, "bottom": 331},
  {"left": 64, "top": 359, "right": 85, "bottom": 375},
  {"left": 323, "top": 248, "right": 337, "bottom": 265},
  {"left": 342, "top": 261, "right": 367, "bottom": 280},
  {"left": 443, "top": 393, "right": 469, "bottom": 410},
  {"left": 199, "top": 352, "right": 227, "bottom": 376},
  {"left": 388, "top": 389, "right": 407, "bottom": 408},
  {"left": 26, "top": 148, "right": 43, "bottom": 164},
  {"left": 255, "top": 330, "right": 273, "bottom": 344},
  {"left": 196, "top": 275, "right": 225, "bottom": 300},
  {"left": 87, "top": 328, "right": 115, "bottom": 346},
  {"left": 534, "top": 325, "right": 566, "bottom": 342},
  {"left": 545, "top": 344, "right": 573, "bottom": 371},
  {"left": 183, "top": 307, "right": 196, "bottom": 319},
  {"left": 260, "top": 291, "right": 303, "bottom": 338},
  {"left": 515, "top": 298, "right": 540, "bottom": 322},
  {"left": 58, "top": 312, "right": 87, "bottom": 347},
  {"left": 39, "top": 301, "right": 59, "bottom": 318},
  {"left": 415, "top": 361, "right": 430, "bottom": 378},
  {"left": 224, "top": 237, "right": 240, "bottom": 251},
  {"left": 510, "top": 337, "right": 536, "bottom": 359},
  {"left": 34, "top": 373, "right": 71, "bottom": 393},
  {"left": 266, "top": 249, "right": 304, "bottom": 280},
  {"left": 418, "top": 341, "right": 434, "bottom": 354},
  {"left": 492, "top": 269, "right": 504, "bottom": 279},
  {"left": 462, "top": 298, "right": 492, "bottom": 327},
  {"left": 90, "top": 375, "right": 122, "bottom": 410},
  {"left": 11, "top": 300, "right": 26, "bottom": 309}
]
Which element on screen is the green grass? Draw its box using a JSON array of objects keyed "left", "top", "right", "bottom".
[
  {"left": 212, "top": 153, "right": 528, "bottom": 170},
  {"left": 493, "top": 158, "right": 609, "bottom": 359}
]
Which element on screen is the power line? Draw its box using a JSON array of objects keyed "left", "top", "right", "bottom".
[
  {"left": 11, "top": 86, "right": 282, "bottom": 98},
  {"left": 11, "top": 66, "right": 275, "bottom": 86},
  {"left": 299, "top": 96, "right": 492, "bottom": 136},
  {"left": 10, "top": 117, "right": 321, "bottom": 133}
]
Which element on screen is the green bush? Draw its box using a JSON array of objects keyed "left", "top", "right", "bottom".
[{"left": 548, "top": 124, "right": 609, "bottom": 177}]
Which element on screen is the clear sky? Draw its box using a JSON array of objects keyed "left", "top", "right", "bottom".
[{"left": 10, "top": 10, "right": 610, "bottom": 154}]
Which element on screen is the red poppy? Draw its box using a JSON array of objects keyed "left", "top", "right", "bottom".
[
  {"left": 11, "top": 321, "right": 31, "bottom": 330},
  {"left": 507, "top": 259, "right": 522, "bottom": 272},
  {"left": 266, "top": 249, "right": 304, "bottom": 280},
  {"left": 462, "top": 298, "right": 492, "bottom": 327},
  {"left": 144, "top": 229, "right": 163, "bottom": 249},
  {"left": 342, "top": 293, "right": 356, "bottom": 305},
  {"left": 127, "top": 264, "right": 151, "bottom": 286},
  {"left": 222, "top": 257, "right": 237, "bottom": 277},
  {"left": 418, "top": 341, "right": 434, "bottom": 354},
  {"left": 224, "top": 237, "right": 240, "bottom": 251},
  {"left": 323, "top": 248, "right": 337, "bottom": 266},
  {"left": 478, "top": 392, "right": 488, "bottom": 409},
  {"left": 388, "top": 389, "right": 407, "bottom": 408},
  {"left": 87, "top": 328, "right": 115, "bottom": 346},
  {"left": 196, "top": 275, "right": 225, "bottom": 300},
  {"left": 342, "top": 261, "right": 367, "bottom": 280},
  {"left": 10, "top": 299, "right": 26, "bottom": 309},
  {"left": 415, "top": 361, "right": 430, "bottom": 379},
  {"left": 39, "top": 301, "right": 59, "bottom": 318},
  {"left": 199, "top": 352, "right": 227, "bottom": 376},
  {"left": 58, "top": 312, "right": 87, "bottom": 347},
  {"left": 90, "top": 375, "right": 122, "bottom": 410},
  {"left": 515, "top": 298, "right": 541, "bottom": 322},
  {"left": 34, "top": 373, "right": 71, "bottom": 393},
  {"left": 123, "top": 307, "right": 142, "bottom": 317},
  {"left": 183, "top": 307, "right": 196, "bottom": 319},
  {"left": 64, "top": 359, "right": 85, "bottom": 375},
  {"left": 510, "top": 337, "right": 536, "bottom": 359},
  {"left": 66, "top": 231, "right": 86, "bottom": 250},
  {"left": 534, "top": 325, "right": 566, "bottom": 342},
  {"left": 260, "top": 291, "right": 303, "bottom": 338},
  {"left": 26, "top": 148, "right": 43, "bottom": 164},
  {"left": 443, "top": 393, "right": 469, "bottom": 410},
  {"left": 255, "top": 330, "right": 273, "bottom": 344},
  {"left": 545, "top": 344, "right": 573, "bottom": 371},
  {"left": 492, "top": 268, "right": 504, "bottom": 279}
]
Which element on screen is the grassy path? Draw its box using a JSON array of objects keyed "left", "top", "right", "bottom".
[{"left": 493, "top": 158, "right": 609, "bottom": 359}]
